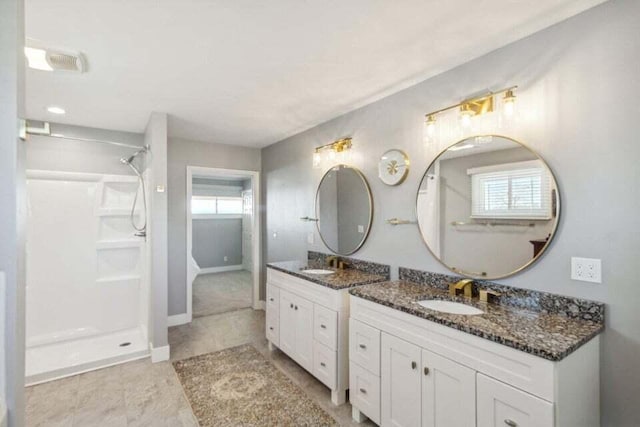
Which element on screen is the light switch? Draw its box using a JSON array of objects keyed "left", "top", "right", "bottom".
[
  {"left": 357, "top": 225, "right": 365, "bottom": 233},
  {"left": 307, "top": 232, "right": 314, "bottom": 244},
  {"left": 156, "top": 185, "right": 165, "bottom": 193}
]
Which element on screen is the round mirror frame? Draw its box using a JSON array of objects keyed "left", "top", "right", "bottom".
[
  {"left": 315, "top": 164, "right": 374, "bottom": 256},
  {"left": 415, "top": 134, "right": 561, "bottom": 280}
]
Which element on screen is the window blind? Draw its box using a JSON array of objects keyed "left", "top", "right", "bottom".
[{"left": 468, "top": 160, "right": 552, "bottom": 219}]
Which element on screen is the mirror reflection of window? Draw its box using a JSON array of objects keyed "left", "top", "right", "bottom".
[{"left": 417, "top": 136, "right": 559, "bottom": 279}]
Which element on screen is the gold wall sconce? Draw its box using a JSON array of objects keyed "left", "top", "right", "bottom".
[
  {"left": 313, "top": 137, "right": 353, "bottom": 168},
  {"left": 424, "top": 86, "right": 517, "bottom": 142}
]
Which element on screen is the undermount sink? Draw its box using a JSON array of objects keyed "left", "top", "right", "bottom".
[
  {"left": 417, "top": 299, "right": 484, "bottom": 315},
  {"left": 301, "top": 269, "right": 335, "bottom": 275}
]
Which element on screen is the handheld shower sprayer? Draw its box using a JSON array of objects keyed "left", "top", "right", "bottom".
[{"left": 121, "top": 146, "right": 149, "bottom": 237}]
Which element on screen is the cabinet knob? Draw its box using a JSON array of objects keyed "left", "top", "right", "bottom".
[
  {"left": 269, "top": 327, "right": 274, "bottom": 330},
  {"left": 504, "top": 420, "right": 517, "bottom": 427},
  {"left": 320, "top": 324, "right": 326, "bottom": 329},
  {"left": 411, "top": 361, "right": 417, "bottom": 370},
  {"left": 320, "top": 362, "right": 326, "bottom": 367},
  {"left": 295, "top": 305, "right": 298, "bottom": 310},
  {"left": 359, "top": 388, "right": 367, "bottom": 394},
  {"left": 290, "top": 303, "right": 294, "bottom": 308},
  {"left": 359, "top": 344, "right": 367, "bottom": 349},
  {"left": 424, "top": 367, "right": 429, "bottom": 375},
  {"left": 269, "top": 298, "right": 274, "bottom": 302}
]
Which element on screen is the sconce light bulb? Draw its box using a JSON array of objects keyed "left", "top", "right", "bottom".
[
  {"left": 426, "top": 115, "right": 436, "bottom": 136},
  {"left": 503, "top": 89, "right": 516, "bottom": 117},
  {"left": 329, "top": 150, "right": 337, "bottom": 161},
  {"left": 459, "top": 104, "right": 475, "bottom": 128},
  {"left": 312, "top": 151, "right": 322, "bottom": 168}
]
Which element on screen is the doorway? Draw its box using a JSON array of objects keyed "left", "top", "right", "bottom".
[{"left": 186, "top": 166, "right": 260, "bottom": 321}]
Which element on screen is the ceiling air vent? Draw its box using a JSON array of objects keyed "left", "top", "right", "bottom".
[
  {"left": 47, "top": 51, "right": 86, "bottom": 72},
  {"left": 25, "top": 39, "right": 87, "bottom": 73}
]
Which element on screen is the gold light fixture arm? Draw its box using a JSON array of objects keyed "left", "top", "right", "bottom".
[{"left": 424, "top": 85, "right": 518, "bottom": 120}]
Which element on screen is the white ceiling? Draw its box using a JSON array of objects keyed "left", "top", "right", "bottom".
[{"left": 25, "top": 0, "right": 606, "bottom": 147}]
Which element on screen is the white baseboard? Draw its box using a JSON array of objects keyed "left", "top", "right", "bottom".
[
  {"left": 253, "top": 300, "right": 266, "bottom": 311},
  {"left": 150, "top": 344, "right": 170, "bottom": 363},
  {"left": 167, "top": 313, "right": 190, "bottom": 327},
  {"left": 198, "top": 265, "right": 243, "bottom": 274}
]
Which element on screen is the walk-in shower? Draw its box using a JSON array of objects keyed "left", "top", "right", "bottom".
[{"left": 24, "top": 131, "right": 153, "bottom": 385}]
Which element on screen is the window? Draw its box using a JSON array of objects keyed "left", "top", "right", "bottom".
[
  {"left": 468, "top": 160, "right": 552, "bottom": 219},
  {"left": 191, "top": 196, "right": 243, "bottom": 216}
]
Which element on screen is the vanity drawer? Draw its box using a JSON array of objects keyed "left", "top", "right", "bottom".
[
  {"left": 349, "top": 318, "right": 380, "bottom": 375},
  {"left": 313, "top": 341, "right": 337, "bottom": 390},
  {"left": 266, "top": 285, "right": 279, "bottom": 313},
  {"left": 266, "top": 310, "right": 279, "bottom": 345},
  {"left": 349, "top": 361, "right": 381, "bottom": 425},
  {"left": 477, "top": 373, "right": 554, "bottom": 427},
  {"left": 314, "top": 304, "right": 338, "bottom": 350}
]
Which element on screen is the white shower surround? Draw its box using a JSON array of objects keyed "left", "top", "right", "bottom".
[{"left": 24, "top": 170, "right": 151, "bottom": 384}]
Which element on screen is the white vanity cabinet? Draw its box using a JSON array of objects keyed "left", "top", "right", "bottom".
[
  {"left": 266, "top": 267, "right": 352, "bottom": 405},
  {"left": 349, "top": 296, "right": 600, "bottom": 427}
]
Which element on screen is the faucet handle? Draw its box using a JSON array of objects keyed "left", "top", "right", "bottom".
[{"left": 479, "top": 289, "right": 501, "bottom": 303}]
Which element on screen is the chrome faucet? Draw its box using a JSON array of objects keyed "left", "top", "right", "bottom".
[{"left": 449, "top": 279, "right": 474, "bottom": 298}]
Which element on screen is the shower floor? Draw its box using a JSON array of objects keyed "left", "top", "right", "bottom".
[{"left": 25, "top": 326, "right": 149, "bottom": 386}]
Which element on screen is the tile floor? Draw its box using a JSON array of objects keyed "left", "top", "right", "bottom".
[
  {"left": 26, "top": 308, "right": 376, "bottom": 427},
  {"left": 192, "top": 271, "right": 252, "bottom": 317}
]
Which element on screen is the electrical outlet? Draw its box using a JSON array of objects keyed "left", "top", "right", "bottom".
[
  {"left": 224, "top": 256, "right": 228, "bottom": 262},
  {"left": 357, "top": 225, "right": 364, "bottom": 233},
  {"left": 307, "top": 232, "right": 314, "bottom": 244},
  {"left": 571, "top": 257, "right": 602, "bottom": 283}
]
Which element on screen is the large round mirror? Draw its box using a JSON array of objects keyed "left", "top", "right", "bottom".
[
  {"left": 316, "top": 165, "right": 373, "bottom": 255},
  {"left": 417, "top": 135, "right": 560, "bottom": 279}
]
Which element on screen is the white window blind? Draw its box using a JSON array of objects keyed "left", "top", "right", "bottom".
[
  {"left": 468, "top": 160, "right": 553, "bottom": 219},
  {"left": 191, "top": 196, "right": 243, "bottom": 215}
]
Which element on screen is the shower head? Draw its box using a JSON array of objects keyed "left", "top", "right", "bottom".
[
  {"left": 120, "top": 156, "right": 132, "bottom": 165},
  {"left": 119, "top": 146, "right": 148, "bottom": 166}
]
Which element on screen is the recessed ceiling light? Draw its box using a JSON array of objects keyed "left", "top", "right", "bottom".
[
  {"left": 47, "top": 106, "right": 66, "bottom": 115},
  {"left": 24, "top": 47, "right": 53, "bottom": 71}
]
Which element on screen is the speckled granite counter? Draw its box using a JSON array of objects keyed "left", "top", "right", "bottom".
[
  {"left": 267, "top": 260, "right": 388, "bottom": 290},
  {"left": 349, "top": 280, "right": 604, "bottom": 361}
]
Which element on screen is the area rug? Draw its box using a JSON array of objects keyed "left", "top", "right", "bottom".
[{"left": 172, "top": 344, "right": 337, "bottom": 427}]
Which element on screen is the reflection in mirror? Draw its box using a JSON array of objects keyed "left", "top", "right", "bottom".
[
  {"left": 417, "top": 135, "right": 560, "bottom": 279},
  {"left": 316, "top": 165, "right": 373, "bottom": 255}
]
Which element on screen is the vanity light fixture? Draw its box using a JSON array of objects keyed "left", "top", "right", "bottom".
[
  {"left": 423, "top": 86, "right": 517, "bottom": 144},
  {"left": 312, "top": 137, "right": 353, "bottom": 168}
]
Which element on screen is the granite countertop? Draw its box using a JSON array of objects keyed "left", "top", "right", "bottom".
[
  {"left": 267, "top": 260, "right": 387, "bottom": 290},
  {"left": 349, "top": 280, "right": 604, "bottom": 361}
]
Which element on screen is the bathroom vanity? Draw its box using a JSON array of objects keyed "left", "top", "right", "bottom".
[
  {"left": 348, "top": 269, "right": 604, "bottom": 427},
  {"left": 266, "top": 257, "right": 388, "bottom": 405}
]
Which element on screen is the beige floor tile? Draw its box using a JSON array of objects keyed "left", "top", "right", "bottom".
[{"left": 27, "top": 305, "right": 372, "bottom": 426}]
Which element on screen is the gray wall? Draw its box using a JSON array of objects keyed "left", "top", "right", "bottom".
[
  {"left": 438, "top": 147, "right": 555, "bottom": 277},
  {"left": 167, "top": 137, "right": 260, "bottom": 316},
  {"left": 146, "top": 112, "right": 169, "bottom": 350},
  {"left": 262, "top": 1, "right": 640, "bottom": 425},
  {"left": 0, "top": 0, "right": 25, "bottom": 424},
  {"left": 192, "top": 219, "right": 242, "bottom": 268},
  {"left": 192, "top": 179, "right": 244, "bottom": 269},
  {"left": 26, "top": 123, "right": 144, "bottom": 174}
]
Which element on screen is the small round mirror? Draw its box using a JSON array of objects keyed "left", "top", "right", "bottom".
[
  {"left": 417, "top": 135, "right": 560, "bottom": 279},
  {"left": 316, "top": 165, "right": 373, "bottom": 255}
]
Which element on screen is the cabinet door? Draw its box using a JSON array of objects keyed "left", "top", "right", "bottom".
[
  {"left": 477, "top": 373, "right": 553, "bottom": 427},
  {"left": 294, "top": 295, "right": 314, "bottom": 372},
  {"left": 422, "top": 349, "right": 476, "bottom": 427},
  {"left": 381, "top": 333, "right": 422, "bottom": 427},
  {"left": 278, "top": 290, "right": 296, "bottom": 356}
]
